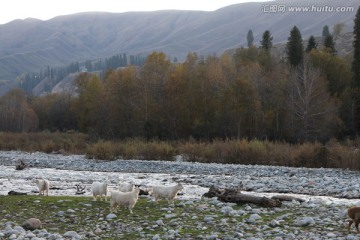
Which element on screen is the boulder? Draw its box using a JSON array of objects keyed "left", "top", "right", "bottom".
[{"left": 22, "top": 218, "right": 42, "bottom": 230}]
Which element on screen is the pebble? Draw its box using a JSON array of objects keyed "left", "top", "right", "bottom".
[
  {"left": 63, "top": 230, "right": 81, "bottom": 239},
  {"left": 106, "top": 213, "right": 117, "bottom": 220}
]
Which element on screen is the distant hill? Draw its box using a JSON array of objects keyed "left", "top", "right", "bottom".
[{"left": 0, "top": 0, "right": 359, "bottom": 90}]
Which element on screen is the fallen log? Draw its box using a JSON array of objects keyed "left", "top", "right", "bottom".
[
  {"left": 202, "top": 185, "right": 223, "bottom": 198},
  {"left": 203, "top": 185, "right": 282, "bottom": 208},
  {"left": 218, "top": 192, "right": 282, "bottom": 207},
  {"left": 8, "top": 190, "right": 27, "bottom": 195},
  {"left": 271, "top": 195, "right": 305, "bottom": 202}
]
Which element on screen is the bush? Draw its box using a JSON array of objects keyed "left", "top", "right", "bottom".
[
  {"left": 140, "top": 141, "right": 175, "bottom": 161},
  {"left": 41, "top": 140, "right": 56, "bottom": 153},
  {"left": 326, "top": 138, "right": 360, "bottom": 169},
  {"left": 86, "top": 141, "right": 119, "bottom": 160}
]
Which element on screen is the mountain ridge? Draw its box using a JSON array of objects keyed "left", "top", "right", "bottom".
[{"left": 0, "top": 0, "right": 358, "bottom": 85}]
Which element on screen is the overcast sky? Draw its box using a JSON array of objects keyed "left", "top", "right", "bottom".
[{"left": 0, "top": 0, "right": 270, "bottom": 24}]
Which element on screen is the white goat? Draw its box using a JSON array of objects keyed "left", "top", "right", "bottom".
[
  {"left": 91, "top": 180, "right": 109, "bottom": 201},
  {"left": 118, "top": 180, "right": 134, "bottom": 192},
  {"left": 151, "top": 183, "right": 183, "bottom": 203},
  {"left": 34, "top": 178, "right": 50, "bottom": 196},
  {"left": 110, "top": 187, "right": 140, "bottom": 214}
]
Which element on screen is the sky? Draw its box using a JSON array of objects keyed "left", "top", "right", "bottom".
[{"left": 0, "top": 0, "right": 267, "bottom": 24}]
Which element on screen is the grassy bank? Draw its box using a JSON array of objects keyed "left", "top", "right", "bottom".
[
  {"left": 0, "top": 132, "right": 359, "bottom": 170},
  {"left": 0, "top": 195, "right": 349, "bottom": 239},
  {"left": 0, "top": 195, "right": 245, "bottom": 239}
]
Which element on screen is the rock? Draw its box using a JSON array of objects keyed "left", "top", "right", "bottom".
[
  {"left": 106, "top": 213, "right": 117, "bottom": 220},
  {"left": 204, "top": 216, "right": 214, "bottom": 223},
  {"left": 327, "top": 233, "right": 337, "bottom": 238},
  {"left": 294, "top": 217, "right": 315, "bottom": 226},
  {"left": 248, "top": 214, "right": 262, "bottom": 223},
  {"left": 25, "top": 232, "right": 36, "bottom": 238},
  {"left": 270, "top": 219, "right": 280, "bottom": 227},
  {"left": 156, "top": 220, "right": 164, "bottom": 226},
  {"left": 22, "top": 218, "right": 42, "bottom": 230},
  {"left": 63, "top": 231, "right": 81, "bottom": 239},
  {"left": 220, "top": 206, "right": 234, "bottom": 216},
  {"left": 165, "top": 214, "right": 176, "bottom": 219},
  {"left": 57, "top": 211, "right": 64, "bottom": 217}
]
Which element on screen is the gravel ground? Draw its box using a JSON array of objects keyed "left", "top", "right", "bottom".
[{"left": 1, "top": 151, "right": 360, "bottom": 239}]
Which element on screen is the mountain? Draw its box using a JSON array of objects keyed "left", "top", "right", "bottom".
[{"left": 0, "top": 0, "right": 359, "bottom": 87}]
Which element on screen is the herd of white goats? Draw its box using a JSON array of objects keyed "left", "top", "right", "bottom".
[
  {"left": 34, "top": 178, "right": 183, "bottom": 214},
  {"left": 25, "top": 179, "right": 360, "bottom": 233}
]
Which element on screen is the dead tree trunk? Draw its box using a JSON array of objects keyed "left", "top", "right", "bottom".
[
  {"left": 203, "top": 186, "right": 282, "bottom": 208},
  {"left": 218, "top": 192, "right": 282, "bottom": 208},
  {"left": 271, "top": 195, "right": 305, "bottom": 202}
]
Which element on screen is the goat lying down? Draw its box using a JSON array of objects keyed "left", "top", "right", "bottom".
[
  {"left": 151, "top": 183, "right": 183, "bottom": 203},
  {"left": 110, "top": 187, "right": 140, "bottom": 214}
]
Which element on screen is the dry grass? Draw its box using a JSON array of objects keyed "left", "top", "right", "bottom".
[
  {"left": 85, "top": 139, "right": 175, "bottom": 161},
  {"left": 178, "top": 138, "right": 360, "bottom": 169},
  {"left": 0, "top": 132, "right": 88, "bottom": 154},
  {"left": 0, "top": 132, "right": 359, "bottom": 170}
]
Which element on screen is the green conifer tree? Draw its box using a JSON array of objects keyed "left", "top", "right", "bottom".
[
  {"left": 324, "top": 35, "right": 336, "bottom": 54},
  {"left": 286, "top": 26, "right": 304, "bottom": 67},
  {"left": 247, "top": 29, "right": 254, "bottom": 48},
  {"left": 352, "top": 6, "right": 360, "bottom": 134},
  {"left": 260, "top": 30, "right": 273, "bottom": 51},
  {"left": 306, "top": 35, "right": 317, "bottom": 52},
  {"left": 353, "top": 6, "right": 360, "bottom": 88},
  {"left": 322, "top": 25, "right": 330, "bottom": 37}
]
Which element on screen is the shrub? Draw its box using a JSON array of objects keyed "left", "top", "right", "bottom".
[
  {"left": 41, "top": 140, "right": 56, "bottom": 153},
  {"left": 86, "top": 141, "right": 119, "bottom": 160},
  {"left": 326, "top": 138, "right": 360, "bottom": 169},
  {"left": 140, "top": 141, "right": 175, "bottom": 161}
]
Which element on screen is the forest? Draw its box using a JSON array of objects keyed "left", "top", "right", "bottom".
[
  {"left": 1, "top": 7, "right": 360, "bottom": 149},
  {"left": 18, "top": 53, "right": 146, "bottom": 94}
]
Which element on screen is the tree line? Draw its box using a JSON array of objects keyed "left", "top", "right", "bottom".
[
  {"left": 18, "top": 53, "right": 146, "bottom": 94},
  {"left": 1, "top": 6, "right": 360, "bottom": 143}
]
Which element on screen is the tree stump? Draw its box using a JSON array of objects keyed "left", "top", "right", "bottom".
[
  {"left": 203, "top": 185, "right": 223, "bottom": 198},
  {"left": 15, "top": 160, "right": 26, "bottom": 170},
  {"left": 75, "top": 183, "right": 86, "bottom": 195}
]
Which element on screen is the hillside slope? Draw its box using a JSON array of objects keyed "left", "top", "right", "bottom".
[{"left": 0, "top": 0, "right": 358, "bottom": 84}]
